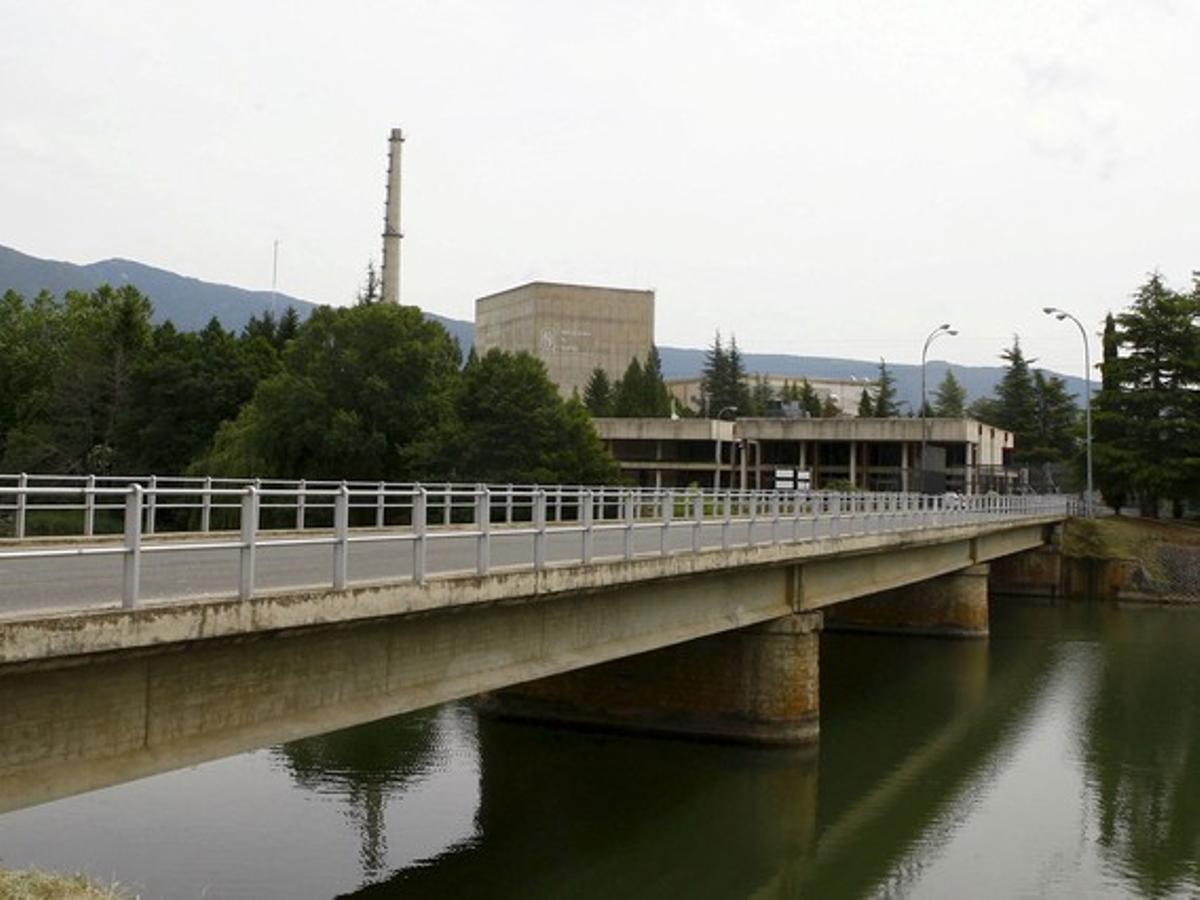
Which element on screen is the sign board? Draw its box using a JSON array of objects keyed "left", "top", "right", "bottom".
[{"left": 775, "top": 468, "right": 812, "bottom": 490}]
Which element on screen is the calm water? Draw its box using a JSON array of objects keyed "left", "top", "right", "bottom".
[{"left": 2, "top": 600, "right": 1199, "bottom": 898}]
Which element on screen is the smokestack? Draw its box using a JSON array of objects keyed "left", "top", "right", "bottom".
[{"left": 381, "top": 127, "right": 404, "bottom": 305}]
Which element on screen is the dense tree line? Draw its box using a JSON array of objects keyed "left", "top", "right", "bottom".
[
  {"left": 583, "top": 347, "right": 672, "bottom": 417},
  {"left": 0, "top": 286, "right": 619, "bottom": 484},
  {"left": 1093, "top": 272, "right": 1200, "bottom": 516}
]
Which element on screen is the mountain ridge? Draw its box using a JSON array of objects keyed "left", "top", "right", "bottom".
[{"left": 0, "top": 244, "right": 1086, "bottom": 409}]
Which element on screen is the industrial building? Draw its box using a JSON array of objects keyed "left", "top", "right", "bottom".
[
  {"left": 474, "top": 282, "right": 654, "bottom": 398},
  {"left": 594, "top": 416, "right": 1015, "bottom": 494}
]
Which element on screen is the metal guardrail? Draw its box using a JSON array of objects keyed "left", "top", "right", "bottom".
[{"left": 0, "top": 474, "right": 1077, "bottom": 610}]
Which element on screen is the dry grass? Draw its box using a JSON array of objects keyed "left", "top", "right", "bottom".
[
  {"left": 0, "top": 869, "right": 132, "bottom": 900},
  {"left": 1063, "top": 516, "right": 1200, "bottom": 561}
]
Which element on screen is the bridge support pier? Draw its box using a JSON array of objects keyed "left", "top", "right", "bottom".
[
  {"left": 481, "top": 611, "right": 823, "bottom": 745},
  {"left": 824, "top": 564, "right": 990, "bottom": 638}
]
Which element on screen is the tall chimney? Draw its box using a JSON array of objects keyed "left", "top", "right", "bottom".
[{"left": 381, "top": 127, "right": 404, "bottom": 305}]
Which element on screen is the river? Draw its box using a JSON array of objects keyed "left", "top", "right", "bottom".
[{"left": 1, "top": 599, "right": 1197, "bottom": 898}]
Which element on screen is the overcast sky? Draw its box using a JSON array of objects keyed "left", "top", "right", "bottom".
[{"left": 2, "top": 1, "right": 1197, "bottom": 373}]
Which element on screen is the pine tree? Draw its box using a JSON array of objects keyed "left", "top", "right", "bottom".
[
  {"left": 932, "top": 369, "right": 967, "bottom": 417},
  {"left": 1105, "top": 273, "right": 1200, "bottom": 514},
  {"left": 749, "top": 375, "right": 774, "bottom": 416},
  {"left": 873, "top": 359, "right": 900, "bottom": 417},
  {"left": 583, "top": 367, "right": 613, "bottom": 417},
  {"left": 857, "top": 388, "right": 875, "bottom": 417},
  {"left": 1094, "top": 312, "right": 1136, "bottom": 512},
  {"left": 820, "top": 394, "right": 841, "bottom": 417},
  {"left": 798, "top": 380, "right": 822, "bottom": 418}
]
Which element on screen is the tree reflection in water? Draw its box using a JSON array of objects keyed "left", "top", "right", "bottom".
[
  {"left": 273, "top": 709, "right": 443, "bottom": 882},
  {"left": 1082, "top": 605, "right": 1200, "bottom": 896}
]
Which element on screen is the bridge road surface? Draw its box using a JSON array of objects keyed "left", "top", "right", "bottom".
[{"left": 0, "top": 511, "right": 979, "bottom": 618}]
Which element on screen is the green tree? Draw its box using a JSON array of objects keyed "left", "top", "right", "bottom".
[
  {"left": 749, "top": 375, "right": 774, "bottom": 416},
  {"left": 583, "top": 367, "right": 613, "bottom": 416},
  {"left": 932, "top": 369, "right": 967, "bottom": 417},
  {"left": 115, "top": 318, "right": 280, "bottom": 472},
  {"left": 872, "top": 359, "right": 900, "bottom": 417},
  {"left": 797, "top": 380, "right": 822, "bottom": 418},
  {"left": 820, "top": 394, "right": 841, "bottom": 418},
  {"left": 199, "top": 303, "right": 460, "bottom": 479},
  {"left": 700, "top": 332, "right": 750, "bottom": 416},
  {"left": 1093, "top": 312, "right": 1136, "bottom": 512},
  {"left": 356, "top": 261, "right": 382, "bottom": 306},
  {"left": 2, "top": 285, "right": 154, "bottom": 473},
  {"left": 857, "top": 388, "right": 875, "bottom": 417},
  {"left": 1098, "top": 273, "right": 1200, "bottom": 514},
  {"left": 453, "top": 349, "right": 619, "bottom": 484}
]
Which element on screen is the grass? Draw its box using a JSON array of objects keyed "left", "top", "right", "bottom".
[
  {"left": 0, "top": 869, "right": 133, "bottom": 900},
  {"left": 1063, "top": 516, "right": 1200, "bottom": 560},
  {"left": 1063, "top": 516, "right": 1200, "bottom": 591}
]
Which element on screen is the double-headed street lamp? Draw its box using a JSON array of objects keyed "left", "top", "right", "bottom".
[
  {"left": 920, "top": 323, "right": 958, "bottom": 492},
  {"left": 1044, "top": 307, "right": 1093, "bottom": 517}
]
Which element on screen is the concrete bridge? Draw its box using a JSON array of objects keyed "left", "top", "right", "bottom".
[{"left": 0, "top": 476, "right": 1074, "bottom": 813}]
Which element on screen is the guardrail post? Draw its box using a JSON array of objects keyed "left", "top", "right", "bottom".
[
  {"left": 333, "top": 484, "right": 349, "bottom": 590},
  {"left": 770, "top": 492, "right": 781, "bottom": 544},
  {"left": 476, "top": 486, "right": 491, "bottom": 576},
  {"left": 14, "top": 473, "right": 27, "bottom": 539},
  {"left": 722, "top": 491, "right": 732, "bottom": 550},
  {"left": 660, "top": 490, "right": 673, "bottom": 556},
  {"left": 443, "top": 483, "right": 452, "bottom": 526},
  {"left": 84, "top": 474, "right": 96, "bottom": 537},
  {"left": 623, "top": 490, "right": 634, "bottom": 560},
  {"left": 414, "top": 487, "right": 428, "bottom": 583},
  {"left": 201, "top": 476, "right": 213, "bottom": 533},
  {"left": 692, "top": 492, "right": 703, "bottom": 553},
  {"left": 146, "top": 475, "right": 157, "bottom": 535},
  {"left": 832, "top": 492, "right": 842, "bottom": 538},
  {"left": 505, "top": 484, "right": 514, "bottom": 524},
  {"left": 122, "top": 485, "right": 143, "bottom": 608},
  {"left": 296, "top": 478, "right": 306, "bottom": 530},
  {"left": 555, "top": 485, "right": 563, "bottom": 524},
  {"left": 534, "top": 489, "right": 548, "bottom": 570},
  {"left": 376, "top": 481, "right": 386, "bottom": 528},
  {"left": 239, "top": 486, "right": 258, "bottom": 600},
  {"left": 582, "top": 489, "right": 595, "bottom": 564}
]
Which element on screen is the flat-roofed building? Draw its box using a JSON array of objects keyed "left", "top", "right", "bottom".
[
  {"left": 475, "top": 281, "right": 654, "bottom": 397},
  {"left": 593, "top": 417, "right": 1015, "bottom": 493}
]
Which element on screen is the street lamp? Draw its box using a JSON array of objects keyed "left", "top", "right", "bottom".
[
  {"left": 920, "top": 324, "right": 958, "bottom": 493},
  {"left": 715, "top": 406, "right": 738, "bottom": 490},
  {"left": 1044, "top": 307, "right": 1093, "bottom": 517}
]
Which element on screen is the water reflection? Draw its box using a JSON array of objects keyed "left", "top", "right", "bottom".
[
  {"left": 328, "top": 621, "right": 1058, "bottom": 897},
  {"left": 274, "top": 709, "right": 442, "bottom": 881},
  {"left": 1081, "top": 606, "right": 1200, "bottom": 896}
]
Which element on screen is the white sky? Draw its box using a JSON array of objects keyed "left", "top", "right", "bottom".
[{"left": 2, "top": 0, "right": 1197, "bottom": 373}]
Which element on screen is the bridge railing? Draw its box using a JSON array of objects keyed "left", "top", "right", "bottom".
[{"left": 0, "top": 476, "right": 1078, "bottom": 612}]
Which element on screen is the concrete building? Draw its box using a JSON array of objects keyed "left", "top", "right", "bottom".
[
  {"left": 594, "top": 417, "right": 1015, "bottom": 493},
  {"left": 666, "top": 375, "right": 879, "bottom": 417},
  {"left": 475, "top": 282, "right": 654, "bottom": 397}
]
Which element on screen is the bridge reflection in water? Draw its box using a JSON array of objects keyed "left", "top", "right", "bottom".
[
  {"left": 3, "top": 602, "right": 1198, "bottom": 898},
  {"left": 334, "top": 612, "right": 1058, "bottom": 898}
]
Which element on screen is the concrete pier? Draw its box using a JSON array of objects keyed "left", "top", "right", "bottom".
[
  {"left": 484, "top": 611, "right": 823, "bottom": 744},
  {"left": 825, "top": 565, "right": 990, "bottom": 638}
]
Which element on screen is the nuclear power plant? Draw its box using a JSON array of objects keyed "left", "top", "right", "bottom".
[{"left": 475, "top": 282, "right": 655, "bottom": 398}]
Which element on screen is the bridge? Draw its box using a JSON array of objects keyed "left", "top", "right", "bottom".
[{"left": 0, "top": 474, "right": 1075, "bottom": 813}]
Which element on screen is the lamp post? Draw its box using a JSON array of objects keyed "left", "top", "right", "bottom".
[
  {"left": 920, "top": 324, "right": 957, "bottom": 493},
  {"left": 715, "top": 406, "right": 738, "bottom": 490},
  {"left": 1044, "top": 307, "right": 1092, "bottom": 517}
]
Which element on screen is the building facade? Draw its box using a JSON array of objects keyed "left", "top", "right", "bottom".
[
  {"left": 475, "top": 281, "right": 654, "bottom": 397},
  {"left": 593, "top": 417, "right": 1015, "bottom": 494}
]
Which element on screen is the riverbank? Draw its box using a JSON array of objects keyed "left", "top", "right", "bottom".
[
  {"left": 1063, "top": 516, "right": 1200, "bottom": 603},
  {"left": 0, "top": 869, "right": 130, "bottom": 900}
]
